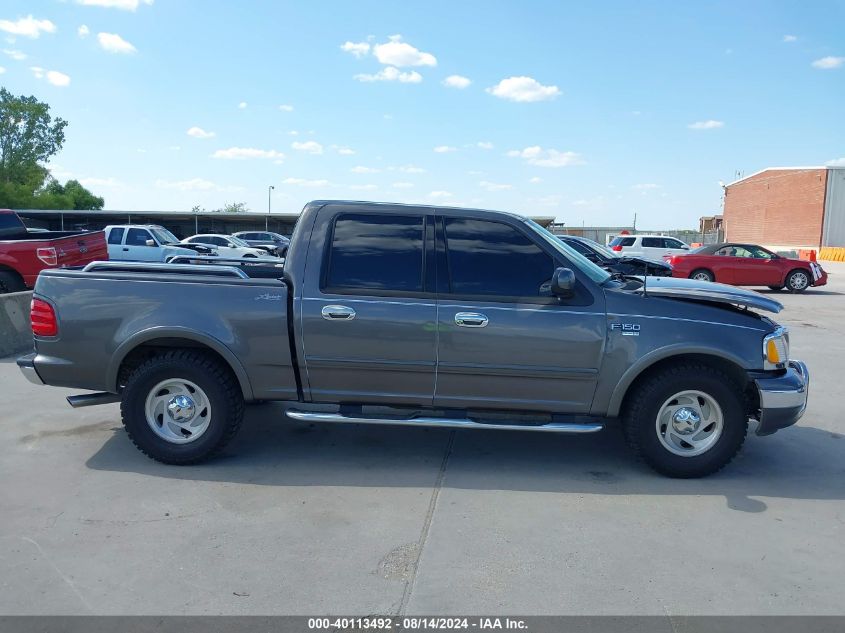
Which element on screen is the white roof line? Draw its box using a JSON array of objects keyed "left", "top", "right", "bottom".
[{"left": 725, "top": 166, "right": 831, "bottom": 187}]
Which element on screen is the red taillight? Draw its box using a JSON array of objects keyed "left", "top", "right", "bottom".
[
  {"left": 31, "top": 298, "right": 57, "bottom": 337},
  {"left": 611, "top": 245, "right": 622, "bottom": 252},
  {"left": 36, "top": 247, "right": 58, "bottom": 266}
]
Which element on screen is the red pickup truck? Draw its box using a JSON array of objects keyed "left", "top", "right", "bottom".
[{"left": 0, "top": 209, "right": 108, "bottom": 293}]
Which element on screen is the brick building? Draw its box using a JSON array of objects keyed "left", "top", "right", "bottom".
[{"left": 723, "top": 166, "right": 845, "bottom": 249}]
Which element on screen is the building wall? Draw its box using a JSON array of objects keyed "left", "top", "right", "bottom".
[{"left": 724, "top": 168, "right": 827, "bottom": 248}]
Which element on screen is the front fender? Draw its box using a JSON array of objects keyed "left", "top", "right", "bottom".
[{"left": 605, "top": 344, "right": 751, "bottom": 418}]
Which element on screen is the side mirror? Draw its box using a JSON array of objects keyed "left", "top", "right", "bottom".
[
  {"left": 551, "top": 267, "right": 576, "bottom": 298},
  {"left": 145, "top": 239, "right": 156, "bottom": 247}
]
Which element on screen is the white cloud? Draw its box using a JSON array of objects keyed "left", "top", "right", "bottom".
[
  {"left": 211, "top": 147, "right": 284, "bottom": 160},
  {"left": 688, "top": 119, "right": 724, "bottom": 129},
  {"left": 31, "top": 66, "right": 71, "bottom": 86},
  {"left": 186, "top": 126, "right": 215, "bottom": 139},
  {"left": 373, "top": 35, "right": 436, "bottom": 67},
  {"left": 477, "top": 141, "right": 494, "bottom": 150},
  {"left": 354, "top": 66, "right": 422, "bottom": 83},
  {"left": 443, "top": 74, "right": 471, "bottom": 89},
  {"left": 78, "top": 25, "right": 89, "bottom": 38},
  {"left": 79, "top": 176, "right": 122, "bottom": 188},
  {"left": 429, "top": 191, "right": 453, "bottom": 199},
  {"left": 238, "top": 101, "right": 247, "bottom": 109},
  {"left": 76, "top": 0, "right": 154, "bottom": 10},
  {"left": 291, "top": 140, "right": 323, "bottom": 155},
  {"left": 632, "top": 183, "right": 660, "bottom": 191},
  {"left": 3, "top": 48, "right": 26, "bottom": 60},
  {"left": 351, "top": 166, "right": 379, "bottom": 173},
  {"left": 433, "top": 145, "right": 457, "bottom": 153},
  {"left": 335, "top": 146, "right": 355, "bottom": 155},
  {"left": 279, "top": 104, "right": 294, "bottom": 112},
  {"left": 487, "top": 76, "right": 560, "bottom": 102},
  {"left": 0, "top": 16, "right": 56, "bottom": 39},
  {"left": 155, "top": 178, "right": 213, "bottom": 191},
  {"left": 392, "top": 182, "right": 414, "bottom": 188},
  {"left": 283, "top": 177, "right": 330, "bottom": 187},
  {"left": 350, "top": 184, "right": 378, "bottom": 191},
  {"left": 395, "top": 164, "right": 426, "bottom": 173},
  {"left": 507, "top": 146, "right": 584, "bottom": 167},
  {"left": 341, "top": 41, "right": 370, "bottom": 58},
  {"left": 529, "top": 177, "right": 542, "bottom": 183},
  {"left": 783, "top": 34, "right": 797, "bottom": 43},
  {"left": 479, "top": 181, "right": 512, "bottom": 191},
  {"left": 97, "top": 32, "right": 137, "bottom": 54},
  {"left": 826, "top": 157, "right": 845, "bottom": 166},
  {"left": 812, "top": 56, "right": 844, "bottom": 69}
]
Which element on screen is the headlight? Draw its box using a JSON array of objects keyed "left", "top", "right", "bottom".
[{"left": 763, "top": 327, "right": 789, "bottom": 370}]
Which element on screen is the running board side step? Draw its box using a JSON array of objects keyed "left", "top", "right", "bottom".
[
  {"left": 285, "top": 410, "right": 604, "bottom": 433},
  {"left": 66, "top": 392, "right": 121, "bottom": 408}
]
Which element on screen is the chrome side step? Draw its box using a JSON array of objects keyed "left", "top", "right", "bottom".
[
  {"left": 285, "top": 409, "right": 604, "bottom": 433},
  {"left": 66, "top": 392, "right": 121, "bottom": 408}
]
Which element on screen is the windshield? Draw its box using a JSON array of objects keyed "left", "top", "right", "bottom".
[
  {"left": 228, "top": 236, "right": 251, "bottom": 247},
  {"left": 150, "top": 228, "right": 180, "bottom": 245},
  {"left": 584, "top": 239, "right": 618, "bottom": 259},
  {"left": 525, "top": 220, "right": 611, "bottom": 284}
]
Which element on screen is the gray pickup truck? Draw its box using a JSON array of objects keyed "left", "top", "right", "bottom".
[{"left": 17, "top": 200, "right": 809, "bottom": 477}]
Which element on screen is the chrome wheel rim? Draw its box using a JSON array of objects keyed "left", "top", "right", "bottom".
[
  {"left": 790, "top": 272, "right": 809, "bottom": 290},
  {"left": 144, "top": 378, "right": 211, "bottom": 444},
  {"left": 655, "top": 390, "right": 723, "bottom": 457},
  {"left": 692, "top": 272, "right": 712, "bottom": 282}
]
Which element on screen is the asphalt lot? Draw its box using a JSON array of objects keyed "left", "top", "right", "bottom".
[{"left": 1, "top": 264, "right": 844, "bottom": 616}]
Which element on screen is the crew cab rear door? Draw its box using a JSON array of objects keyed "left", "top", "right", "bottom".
[
  {"left": 299, "top": 207, "right": 437, "bottom": 406},
  {"left": 433, "top": 214, "right": 606, "bottom": 414}
]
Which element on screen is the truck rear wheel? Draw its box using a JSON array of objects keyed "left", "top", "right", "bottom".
[
  {"left": 622, "top": 363, "right": 747, "bottom": 478},
  {"left": 120, "top": 350, "right": 244, "bottom": 464},
  {"left": 0, "top": 270, "right": 26, "bottom": 294}
]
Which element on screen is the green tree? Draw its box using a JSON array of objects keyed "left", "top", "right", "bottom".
[
  {"left": 0, "top": 88, "right": 68, "bottom": 185},
  {"left": 220, "top": 202, "right": 248, "bottom": 213}
]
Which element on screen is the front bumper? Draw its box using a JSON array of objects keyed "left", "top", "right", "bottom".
[
  {"left": 754, "top": 360, "right": 809, "bottom": 435},
  {"left": 17, "top": 352, "right": 45, "bottom": 386}
]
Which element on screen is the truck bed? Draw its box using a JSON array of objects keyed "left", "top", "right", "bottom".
[{"left": 30, "top": 262, "right": 298, "bottom": 402}]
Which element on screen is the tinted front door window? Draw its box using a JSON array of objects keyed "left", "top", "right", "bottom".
[{"left": 444, "top": 218, "right": 553, "bottom": 298}]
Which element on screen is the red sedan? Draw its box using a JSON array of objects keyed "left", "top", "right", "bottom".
[{"left": 664, "top": 243, "right": 827, "bottom": 293}]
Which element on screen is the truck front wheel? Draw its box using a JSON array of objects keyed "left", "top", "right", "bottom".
[
  {"left": 120, "top": 350, "right": 245, "bottom": 464},
  {"left": 622, "top": 364, "right": 747, "bottom": 478}
]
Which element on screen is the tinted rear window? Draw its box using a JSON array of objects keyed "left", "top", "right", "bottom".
[
  {"left": 326, "top": 213, "right": 424, "bottom": 292},
  {"left": 610, "top": 236, "right": 635, "bottom": 247},
  {"left": 641, "top": 237, "right": 662, "bottom": 248},
  {"left": 107, "top": 227, "right": 125, "bottom": 244}
]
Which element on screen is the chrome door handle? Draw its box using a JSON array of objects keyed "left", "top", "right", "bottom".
[
  {"left": 455, "top": 312, "right": 488, "bottom": 328},
  {"left": 321, "top": 305, "right": 356, "bottom": 320}
]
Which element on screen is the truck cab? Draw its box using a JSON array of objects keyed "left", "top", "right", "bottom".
[{"left": 104, "top": 225, "right": 200, "bottom": 262}]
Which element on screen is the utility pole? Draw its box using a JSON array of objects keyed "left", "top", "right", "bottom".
[{"left": 267, "top": 185, "right": 274, "bottom": 231}]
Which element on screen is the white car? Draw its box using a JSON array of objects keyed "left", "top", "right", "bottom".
[
  {"left": 608, "top": 234, "right": 690, "bottom": 259},
  {"left": 182, "top": 234, "right": 266, "bottom": 259},
  {"left": 104, "top": 225, "right": 203, "bottom": 262}
]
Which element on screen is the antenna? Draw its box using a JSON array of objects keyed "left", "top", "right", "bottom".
[{"left": 642, "top": 259, "right": 648, "bottom": 297}]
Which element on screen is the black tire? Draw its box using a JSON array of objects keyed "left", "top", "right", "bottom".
[
  {"left": 785, "top": 269, "right": 810, "bottom": 293},
  {"left": 689, "top": 269, "right": 714, "bottom": 283},
  {"left": 622, "top": 363, "right": 747, "bottom": 478},
  {"left": 767, "top": 285, "right": 783, "bottom": 291},
  {"left": 0, "top": 270, "right": 26, "bottom": 294},
  {"left": 120, "top": 350, "right": 245, "bottom": 464}
]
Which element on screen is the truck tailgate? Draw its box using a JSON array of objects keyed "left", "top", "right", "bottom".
[{"left": 49, "top": 231, "right": 109, "bottom": 267}]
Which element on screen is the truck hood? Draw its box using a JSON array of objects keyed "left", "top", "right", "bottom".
[
  {"left": 616, "top": 255, "right": 672, "bottom": 269},
  {"left": 635, "top": 276, "right": 783, "bottom": 313}
]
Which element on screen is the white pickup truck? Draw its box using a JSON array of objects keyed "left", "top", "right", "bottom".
[{"left": 104, "top": 225, "right": 213, "bottom": 262}]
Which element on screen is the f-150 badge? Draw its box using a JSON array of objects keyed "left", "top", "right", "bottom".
[{"left": 611, "top": 323, "right": 640, "bottom": 336}]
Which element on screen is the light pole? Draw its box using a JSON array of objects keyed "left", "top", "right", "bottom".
[{"left": 266, "top": 185, "right": 274, "bottom": 230}]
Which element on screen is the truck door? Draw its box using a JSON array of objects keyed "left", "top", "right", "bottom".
[
  {"left": 433, "top": 215, "right": 606, "bottom": 414},
  {"left": 299, "top": 208, "right": 437, "bottom": 406},
  {"left": 123, "top": 228, "right": 159, "bottom": 261},
  {"left": 106, "top": 227, "right": 125, "bottom": 260}
]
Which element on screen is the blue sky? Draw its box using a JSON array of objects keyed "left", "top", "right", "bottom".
[{"left": 1, "top": 0, "right": 843, "bottom": 228}]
